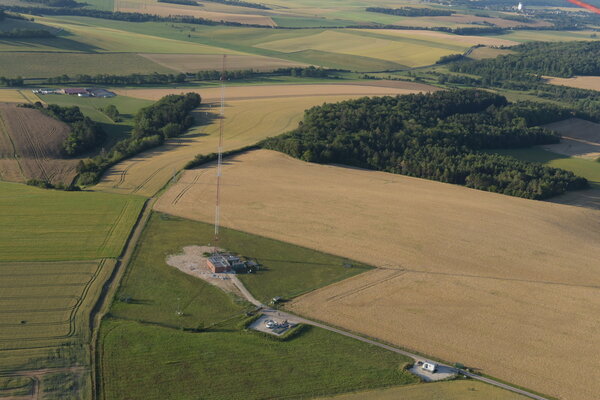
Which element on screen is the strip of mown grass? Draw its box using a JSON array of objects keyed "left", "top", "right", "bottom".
[{"left": 0, "top": 182, "right": 145, "bottom": 261}]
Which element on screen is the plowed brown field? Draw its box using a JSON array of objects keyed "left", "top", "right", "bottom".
[
  {"left": 546, "top": 75, "right": 600, "bottom": 91},
  {"left": 0, "top": 104, "right": 79, "bottom": 184},
  {"left": 155, "top": 149, "right": 600, "bottom": 400}
]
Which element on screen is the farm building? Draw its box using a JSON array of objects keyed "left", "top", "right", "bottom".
[
  {"left": 207, "top": 255, "right": 230, "bottom": 273},
  {"left": 64, "top": 88, "right": 89, "bottom": 96},
  {"left": 206, "top": 253, "right": 259, "bottom": 273}
]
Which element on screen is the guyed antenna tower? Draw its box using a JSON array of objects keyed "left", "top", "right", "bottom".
[{"left": 214, "top": 54, "right": 226, "bottom": 253}]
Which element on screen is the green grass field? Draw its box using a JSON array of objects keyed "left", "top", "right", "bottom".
[
  {"left": 0, "top": 376, "right": 34, "bottom": 397},
  {"left": 0, "top": 182, "right": 145, "bottom": 261},
  {"left": 100, "top": 319, "right": 417, "bottom": 400},
  {"left": 99, "top": 213, "right": 417, "bottom": 400},
  {"left": 491, "top": 147, "right": 600, "bottom": 187},
  {"left": 0, "top": 53, "right": 174, "bottom": 79},
  {"left": 0, "top": 259, "right": 115, "bottom": 351},
  {"left": 111, "top": 213, "right": 370, "bottom": 326}
]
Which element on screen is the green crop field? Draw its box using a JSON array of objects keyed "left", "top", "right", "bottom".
[
  {"left": 99, "top": 213, "right": 417, "bottom": 400},
  {"left": 111, "top": 213, "right": 370, "bottom": 326},
  {"left": 0, "top": 259, "right": 115, "bottom": 353},
  {"left": 0, "top": 376, "right": 34, "bottom": 397},
  {"left": 0, "top": 53, "right": 175, "bottom": 79},
  {"left": 491, "top": 147, "right": 600, "bottom": 186},
  {"left": 100, "top": 319, "right": 417, "bottom": 400},
  {"left": 0, "top": 182, "right": 145, "bottom": 261}
]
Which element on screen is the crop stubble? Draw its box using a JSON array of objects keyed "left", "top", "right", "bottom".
[
  {"left": 99, "top": 83, "right": 435, "bottom": 196},
  {"left": 0, "top": 104, "right": 79, "bottom": 185},
  {"left": 155, "top": 149, "right": 600, "bottom": 400}
]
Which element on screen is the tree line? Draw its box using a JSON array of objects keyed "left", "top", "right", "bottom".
[
  {"left": 22, "top": 0, "right": 84, "bottom": 7},
  {"left": 2, "top": 5, "right": 268, "bottom": 28},
  {"left": 201, "top": 0, "right": 270, "bottom": 10},
  {"left": 77, "top": 93, "right": 200, "bottom": 185},
  {"left": 22, "top": 102, "right": 105, "bottom": 156},
  {"left": 0, "top": 76, "right": 24, "bottom": 86},
  {"left": 157, "top": 0, "right": 199, "bottom": 6},
  {"left": 366, "top": 6, "right": 453, "bottom": 17},
  {"left": 41, "top": 67, "right": 335, "bottom": 86},
  {"left": 0, "top": 28, "right": 54, "bottom": 38},
  {"left": 260, "top": 90, "right": 587, "bottom": 200}
]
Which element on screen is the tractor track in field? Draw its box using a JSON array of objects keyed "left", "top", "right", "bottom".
[
  {"left": 324, "top": 270, "right": 406, "bottom": 303},
  {"left": 171, "top": 172, "right": 203, "bottom": 205},
  {"left": 1, "top": 366, "right": 87, "bottom": 400}
]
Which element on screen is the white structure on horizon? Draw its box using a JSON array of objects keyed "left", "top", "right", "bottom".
[{"left": 517, "top": 2, "right": 523, "bottom": 11}]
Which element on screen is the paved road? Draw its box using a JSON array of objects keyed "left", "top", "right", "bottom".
[{"left": 235, "top": 279, "right": 550, "bottom": 400}]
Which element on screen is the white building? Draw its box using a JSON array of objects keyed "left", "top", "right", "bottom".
[{"left": 421, "top": 362, "right": 437, "bottom": 373}]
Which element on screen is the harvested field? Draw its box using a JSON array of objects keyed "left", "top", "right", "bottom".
[
  {"left": 361, "top": 29, "right": 519, "bottom": 47},
  {"left": 0, "top": 104, "right": 78, "bottom": 185},
  {"left": 542, "top": 118, "right": 600, "bottom": 159},
  {"left": 117, "top": 1, "right": 276, "bottom": 26},
  {"left": 116, "top": 81, "right": 439, "bottom": 102},
  {"left": 155, "top": 149, "right": 600, "bottom": 400},
  {"left": 256, "top": 30, "right": 467, "bottom": 67},
  {"left": 546, "top": 75, "right": 600, "bottom": 91},
  {"left": 318, "top": 380, "right": 527, "bottom": 400},
  {"left": 99, "top": 83, "right": 435, "bottom": 196},
  {"left": 0, "top": 90, "right": 27, "bottom": 103},
  {"left": 139, "top": 53, "right": 306, "bottom": 73}
]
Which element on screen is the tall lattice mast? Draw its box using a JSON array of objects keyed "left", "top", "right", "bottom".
[{"left": 214, "top": 55, "right": 226, "bottom": 251}]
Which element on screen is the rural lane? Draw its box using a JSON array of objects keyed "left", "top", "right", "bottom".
[{"left": 235, "top": 277, "right": 551, "bottom": 400}]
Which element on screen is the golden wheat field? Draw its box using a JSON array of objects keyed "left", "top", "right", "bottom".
[
  {"left": 97, "top": 84, "right": 435, "bottom": 196},
  {"left": 546, "top": 75, "right": 600, "bottom": 91},
  {"left": 154, "top": 150, "right": 600, "bottom": 400},
  {"left": 115, "top": 82, "right": 437, "bottom": 102}
]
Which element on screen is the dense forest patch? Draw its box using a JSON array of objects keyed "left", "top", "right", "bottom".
[
  {"left": 77, "top": 92, "right": 201, "bottom": 185},
  {"left": 451, "top": 41, "right": 600, "bottom": 79},
  {"left": 261, "top": 90, "right": 588, "bottom": 199}
]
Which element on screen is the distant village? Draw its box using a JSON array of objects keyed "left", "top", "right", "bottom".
[{"left": 32, "top": 88, "right": 117, "bottom": 98}]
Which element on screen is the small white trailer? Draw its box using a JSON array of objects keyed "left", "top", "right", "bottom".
[{"left": 421, "top": 362, "right": 437, "bottom": 373}]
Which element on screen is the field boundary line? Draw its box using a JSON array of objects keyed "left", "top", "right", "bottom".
[{"left": 89, "top": 198, "right": 154, "bottom": 400}]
